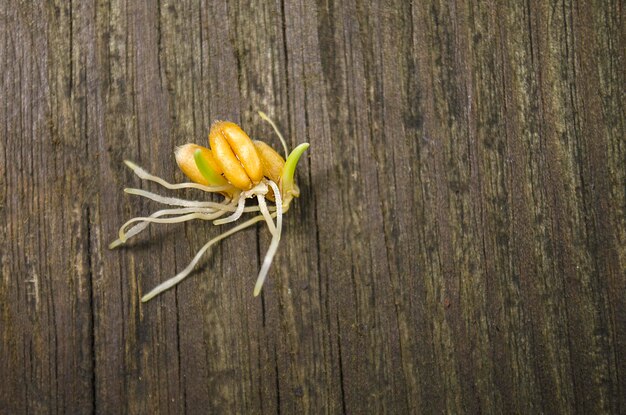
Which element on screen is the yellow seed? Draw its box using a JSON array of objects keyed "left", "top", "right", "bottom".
[
  {"left": 253, "top": 140, "right": 285, "bottom": 183},
  {"left": 209, "top": 125, "right": 252, "bottom": 190},
  {"left": 175, "top": 144, "right": 223, "bottom": 185},
  {"left": 209, "top": 121, "right": 263, "bottom": 190}
]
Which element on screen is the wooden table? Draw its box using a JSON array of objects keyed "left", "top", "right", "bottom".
[{"left": 1, "top": 1, "right": 624, "bottom": 413}]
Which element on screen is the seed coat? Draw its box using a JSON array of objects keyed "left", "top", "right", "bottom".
[
  {"left": 254, "top": 140, "right": 285, "bottom": 183},
  {"left": 175, "top": 144, "right": 223, "bottom": 185},
  {"left": 209, "top": 121, "right": 263, "bottom": 190}
]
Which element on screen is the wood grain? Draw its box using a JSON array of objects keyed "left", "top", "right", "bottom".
[{"left": 1, "top": 0, "right": 624, "bottom": 413}]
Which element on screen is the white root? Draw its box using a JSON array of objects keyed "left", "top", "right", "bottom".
[
  {"left": 124, "top": 187, "right": 275, "bottom": 212},
  {"left": 257, "top": 193, "right": 277, "bottom": 237},
  {"left": 124, "top": 188, "right": 233, "bottom": 208},
  {"left": 112, "top": 188, "right": 278, "bottom": 247},
  {"left": 124, "top": 160, "right": 233, "bottom": 193},
  {"left": 116, "top": 210, "right": 229, "bottom": 243},
  {"left": 213, "top": 195, "right": 247, "bottom": 225},
  {"left": 109, "top": 207, "right": 228, "bottom": 249},
  {"left": 258, "top": 111, "right": 289, "bottom": 158},
  {"left": 141, "top": 213, "right": 270, "bottom": 302},
  {"left": 115, "top": 157, "right": 296, "bottom": 300},
  {"left": 253, "top": 180, "right": 283, "bottom": 297}
]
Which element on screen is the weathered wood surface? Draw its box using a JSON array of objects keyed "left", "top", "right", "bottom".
[{"left": 1, "top": 0, "right": 624, "bottom": 413}]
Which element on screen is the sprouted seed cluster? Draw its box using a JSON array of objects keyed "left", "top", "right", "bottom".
[{"left": 109, "top": 112, "right": 309, "bottom": 301}]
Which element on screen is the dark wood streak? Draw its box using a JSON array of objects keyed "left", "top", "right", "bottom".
[{"left": 1, "top": 0, "right": 624, "bottom": 413}]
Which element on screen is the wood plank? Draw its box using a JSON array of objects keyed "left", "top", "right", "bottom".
[{"left": 1, "top": 0, "right": 624, "bottom": 413}]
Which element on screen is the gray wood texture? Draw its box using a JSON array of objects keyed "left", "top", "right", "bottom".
[{"left": 1, "top": 0, "right": 624, "bottom": 413}]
